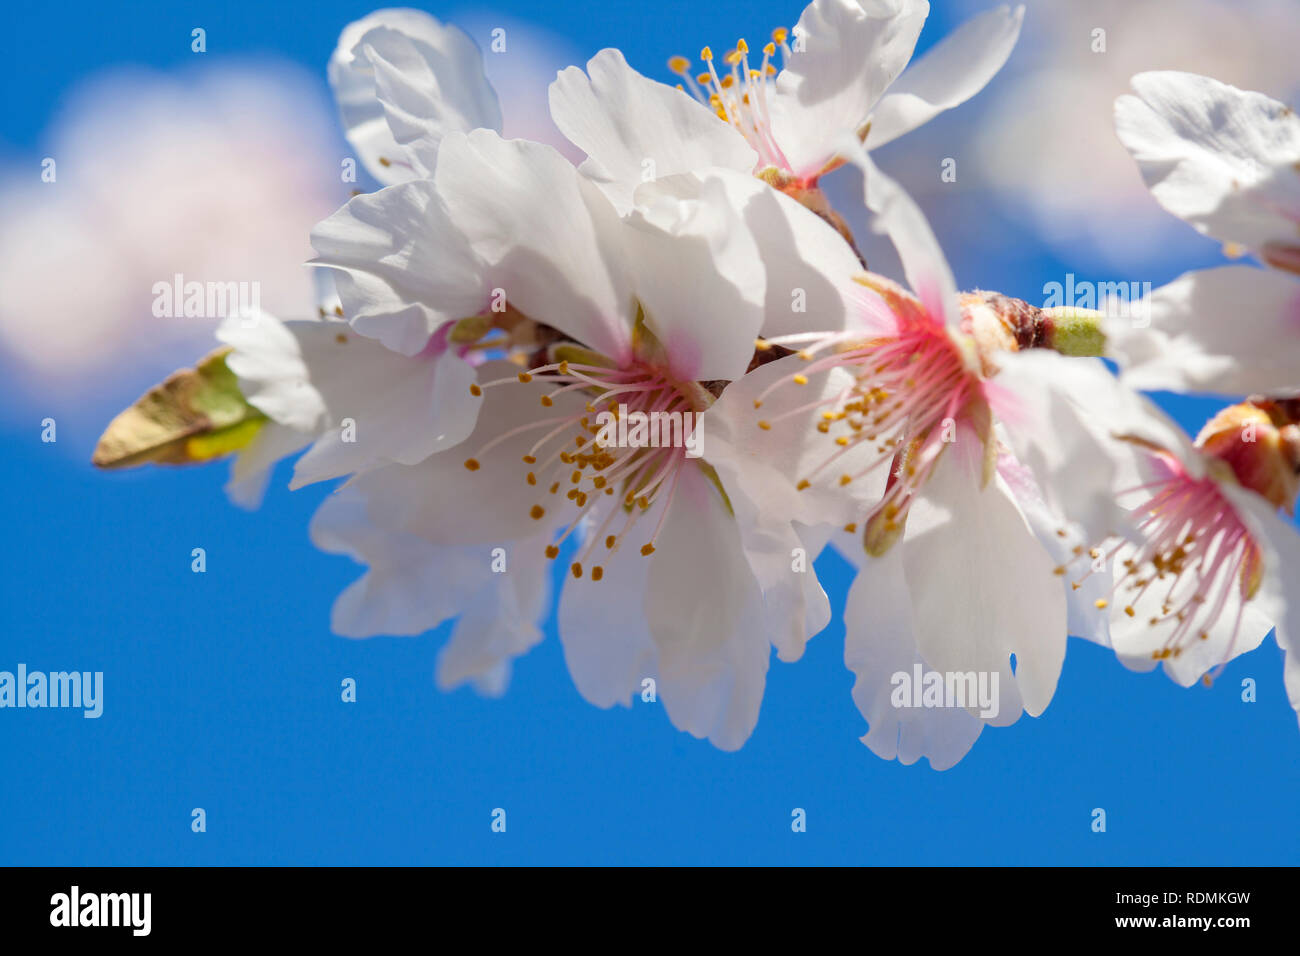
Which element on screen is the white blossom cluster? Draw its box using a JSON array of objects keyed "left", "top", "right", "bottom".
[{"left": 98, "top": 1, "right": 1300, "bottom": 768}]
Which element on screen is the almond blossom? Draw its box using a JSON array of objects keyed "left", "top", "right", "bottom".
[
  {"left": 996, "top": 354, "right": 1300, "bottom": 731},
  {"left": 548, "top": 0, "right": 1024, "bottom": 217},
  {"left": 1108, "top": 71, "right": 1300, "bottom": 397}
]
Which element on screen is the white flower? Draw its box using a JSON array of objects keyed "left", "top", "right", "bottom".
[
  {"left": 329, "top": 8, "right": 502, "bottom": 185},
  {"left": 701, "top": 151, "right": 1128, "bottom": 767},
  {"left": 548, "top": 0, "right": 1023, "bottom": 212},
  {"left": 292, "top": 128, "right": 866, "bottom": 748},
  {"left": 1109, "top": 72, "right": 1300, "bottom": 397},
  {"left": 997, "top": 353, "right": 1300, "bottom": 731}
]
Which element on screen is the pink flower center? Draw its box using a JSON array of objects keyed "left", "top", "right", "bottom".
[
  {"left": 756, "top": 314, "right": 983, "bottom": 553},
  {"left": 465, "top": 359, "right": 702, "bottom": 579},
  {"left": 1076, "top": 453, "right": 1264, "bottom": 672}
]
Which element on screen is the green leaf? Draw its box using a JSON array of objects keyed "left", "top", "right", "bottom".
[{"left": 92, "top": 347, "right": 267, "bottom": 469}]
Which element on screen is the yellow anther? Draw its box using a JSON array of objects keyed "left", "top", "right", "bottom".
[
  {"left": 668, "top": 55, "right": 690, "bottom": 74},
  {"left": 697, "top": 73, "right": 712, "bottom": 85},
  {"left": 469, "top": 383, "right": 482, "bottom": 397},
  {"left": 755, "top": 338, "right": 771, "bottom": 350},
  {"left": 758, "top": 420, "right": 772, "bottom": 431},
  {"left": 753, "top": 399, "right": 763, "bottom": 409},
  {"left": 526, "top": 472, "right": 537, "bottom": 485},
  {"left": 571, "top": 562, "right": 583, "bottom": 578},
  {"left": 737, "top": 38, "right": 749, "bottom": 53},
  {"left": 844, "top": 523, "right": 857, "bottom": 533},
  {"left": 1053, "top": 566, "right": 1066, "bottom": 576},
  {"left": 592, "top": 566, "right": 604, "bottom": 582},
  {"left": 1095, "top": 599, "right": 1109, "bottom": 609},
  {"left": 605, "top": 535, "right": 617, "bottom": 550},
  {"left": 720, "top": 75, "right": 735, "bottom": 89},
  {"left": 464, "top": 458, "right": 481, "bottom": 471},
  {"left": 839, "top": 474, "right": 852, "bottom": 486},
  {"left": 545, "top": 544, "right": 560, "bottom": 559},
  {"left": 1125, "top": 606, "right": 1136, "bottom": 617},
  {"left": 640, "top": 543, "right": 656, "bottom": 556},
  {"left": 522, "top": 455, "right": 537, "bottom": 464},
  {"left": 796, "top": 479, "right": 810, "bottom": 490},
  {"left": 793, "top": 374, "right": 808, "bottom": 385},
  {"left": 530, "top": 505, "right": 545, "bottom": 520},
  {"left": 772, "top": 27, "right": 788, "bottom": 44},
  {"left": 763, "top": 42, "right": 775, "bottom": 56},
  {"left": 541, "top": 395, "right": 554, "bottom": 407},
  {"left": 518, "top": 371, "right": 533, "bottom": 383},
  {"left": 724, "top": 49, "right": 743, "bottom": 66},
  {"left": 835, "top": 436, "right": 849, "bottom": 446},
  {"left": 701, "top": 46, "right": 713, "bottom": 61}
]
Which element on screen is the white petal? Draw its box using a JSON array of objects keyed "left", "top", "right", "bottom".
[
  {"left": 995, "top": 448, "right": 1112, "bottom": 647},
  {"left": 309, "top": 485, "right": 547, "bottom": 695},
  {"left": 1235, "top": 499, "right": 1300, "bottom": 731},
  {"left": 701, "top": 354, "right": 887, "bottom": 660},
  {"left": 625, "top": 173, "right": 766, "bottom": 381},
  {"left": 841, "top": 143, "right": 961, "bottom": 327},
  {"left": 356, "top": 360, "right": 586, "bottom": 547},
  {"left": 290, "top": 339, "right": 478, "bottom": 489},
  {"left": 226, "top": 422, "right": 311, "bottom": 510},
  {"left": 844, "top": 542, "right": 984, "bottom": 770},
  {"left": 864, "top": 5, "right": 1023, "bottom": 149},
  {"left": 311, "top": 179, "right": 488, "bottom": 356},
  {"left": 1114, "top": 71, "right": 1300, "bottom": 252},
  {"left": 898, "top": 437, "right": 1067, "bottom": 720},
  {"left": 330, "top": 9, "right": 500, "bottom": 185},
  {"left": 645, "top": 464, "right": 770, "bottom": 750},
  {"left": 434, "top": 130, "right": 636, "bottom": 364},
  {"left": 558, "top": 514, "right": 658, "bottom": 709},
  {"left": 769, "top": 0, "right": 929, "bottom": 178},
  {"left": 988, "top": 349, "right": 1197, "bottom": 545},
  {"left": 1108, "top": 265, "right": 1300, "bottom": 398},
  {"left": 664, "top": 167, "right": 864, "bottom": 339},
  {"left": 220, "top": 312, "right": 479, "bottom": 488},
  {"left": 548, "top": 48, "right": 756, "bottom": 213}
]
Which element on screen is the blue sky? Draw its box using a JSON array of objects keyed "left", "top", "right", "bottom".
[{"left": 2, "top": 0, "right": 1297, "bottom": 865}]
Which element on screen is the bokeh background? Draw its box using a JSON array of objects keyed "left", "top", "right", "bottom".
[{"left": 2, "top": 0, "right": 1297, "bottom": 864}]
